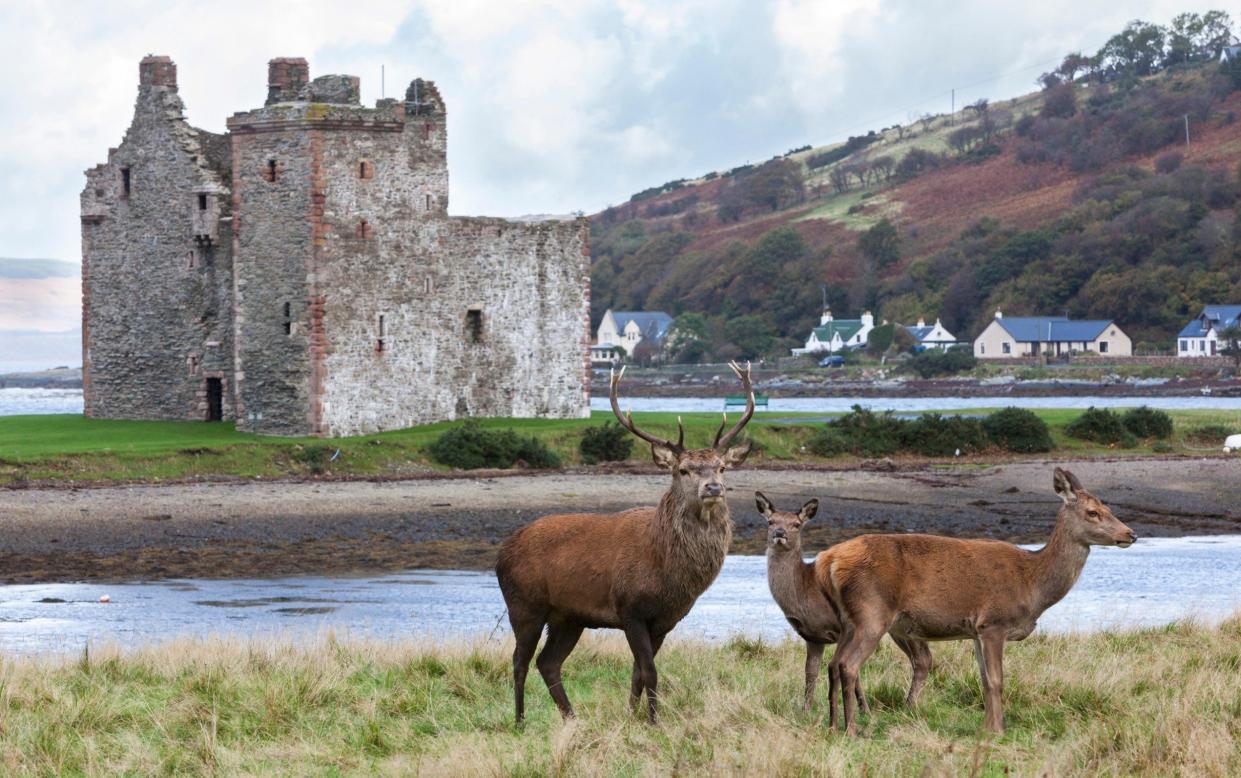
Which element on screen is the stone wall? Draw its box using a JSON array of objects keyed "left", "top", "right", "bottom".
[{"left": 81, "top": 56, "right": 235, "bottom": 421}]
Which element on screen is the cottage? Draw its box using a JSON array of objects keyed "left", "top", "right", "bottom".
[
  {"left": 595, "top": 310, "right": 674, "bottom": 361},
  {"left": 973, "top": 310, "right": 1131, "bottom": 358},
  {"left": 792, "top": 309, "right": 875, "bottom": 355},
  {"left": 904, "top": 317, "right": 957, "bottom": 351},
  {"left": 1221, "top": 42, "right": 1241, "bottom": 63},
  {"left": 1177, "top": 305, "right": 1241, "bottom": 357}
]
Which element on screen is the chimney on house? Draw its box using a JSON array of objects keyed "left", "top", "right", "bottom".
[
  {"left": 820, "top": 307, "right": 833, "bottom": 325},
  {"left": 138, "top": 55, "right": 177, "bottom": 90},
  {"left": 861, "top": 311, "right": 874, "bottom": 327},
  {"left": 995, "top": 308, "right": 1003, "bottom": 319},
  {"left": 917, "top": 317, "right": 926, "bottom": 327}
]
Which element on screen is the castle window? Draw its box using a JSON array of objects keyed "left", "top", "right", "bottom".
[
  {"left": 423, "top": 122, "right": 432, "bottom": 140},
  {"left": 120, "top": 167, "right": 131, "bottom": 198},
  {"left": 466, "top": 308, "right": 483, "bottom": 343},
  {"left": 283, "top": 302, "right": 292, "bottom": 335},
  {"left": 198, "top": 193, "right": 208, "bottom": 211},
  {"left": 264, "top": 159, "right": 278, "bottom": 182},
  {"left": 376, "top": 314, "right": 386, "bottom": 354},
  {"left": 425, "top": 194, "right": 432, "bottom": 211},
  {"left": 356, "top": 219, "right": 372, "bottom": 239},
  {"left": 359, "top": 160, "right": 373, "bottom": 179},
  {"left": 424, "top": 277, "right": 433, "bottom": 295}
]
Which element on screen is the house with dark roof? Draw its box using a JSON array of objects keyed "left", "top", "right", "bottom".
[
  {"left": 792, "top": 309, "right": 875, "bottom": 354},
  {"left": 903, "top": 317, "right": 958, "bottom": 351},
  {"left": 1178, "top": 305, "right": 1241, "bottom": 357},
  {"left": 595, "top": 310, "right": 674, "bottom": 363},
  {"left": 973, "top": 310, "right": 1131, "bottom": 358}
]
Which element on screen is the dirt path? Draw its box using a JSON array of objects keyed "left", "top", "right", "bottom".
[{"left": 1, "top": 458, "right": 1238, "bottom": 583}]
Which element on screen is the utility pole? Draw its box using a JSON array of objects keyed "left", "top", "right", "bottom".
[{"left": 1184, "top": 113, "right": 1190, "bottom": 147}]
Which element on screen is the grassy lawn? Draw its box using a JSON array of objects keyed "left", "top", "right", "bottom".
[
  {"left": 0, "top": 408, "right": 1238, "bottom": 486},
  {"left": 1, "top": 618, "right": 1238, "bottom": 775}
]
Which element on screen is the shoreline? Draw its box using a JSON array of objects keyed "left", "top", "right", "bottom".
[{"left": 2, "top": 457, "right": 1237, "bottom": 584}]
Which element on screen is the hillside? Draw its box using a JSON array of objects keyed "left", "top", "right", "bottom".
[{"left": 589, "top": 14, "right": 1241, "bottom": 359}]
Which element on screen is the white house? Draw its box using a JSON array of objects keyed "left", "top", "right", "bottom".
[
  {"left": 903, "top": 317, "right": 957, "bottom": 351},
  {"left": 1177, "top": 305, "right": 1241, "bottom": 357},
  {"left": 973, "top": 310, "right": 1132, "bottom": 358},
  {"left": 792, "top": 309, "right": 875, "bottom": 355},
  {"left": 595, "top": 310, "right": 674, "bottom": 361},
  {"left": 1222, "top": 42, "right": 1241, "bottom": 63}
]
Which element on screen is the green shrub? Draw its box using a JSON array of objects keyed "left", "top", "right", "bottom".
[
  {"left": 829, "top": 406, "right": 905, "bottom": 457},
  {"left": 292, "top": 444, "right": 335, "bottom": 474},
  {"left": 1151, "top": 441, "right": 1174, "bottom": 453},
  {"left": 806, "top": 427, "right": 849, "bottom": 456},
  {"left": 579, "top": 422, "right": 634, "bottom": 464},
  {"left": 983, "top": 407, "right": 1054, "bottom": 453},
  {"left": 429, "top": 421, "right": 561, "bottom": 470},
  {"left": 1185, "top": 424, "right": 1233, "bottom": 444},
  {"left": 900, "top": 413, "right": 990, "bottom": 457},
  {"left": 1121, "top": 406, "right": 1173, "bottom": 439},
  {"left": 1066, "top": 407, "right": 1134, "bottom": 446},
  {"left": 905, "top": 347, "right": 976, "bottom": 378}
]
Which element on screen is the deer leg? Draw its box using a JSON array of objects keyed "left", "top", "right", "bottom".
[
  {"left": 827, "top": 626, "right": 852, "bottom": 731},
  {"left": 536, "top": 622, "right": 584, "bottom": 719},
  {"left": 622, "top": 621, "right": 659, "bottom": 723},
  {"left": 838, "top": 625, "right": 884, "bottom": 736},
  {"left": 803, "top": 641, "right": 825, "bottom": 712},
  {"left": 892, "top": 635, "right": 933, "bottom": 707},
  {"left": 630, "top": 631, "right": 667, "bottom": 713},
  {"left": 510, "top": 614, "right": 545, "bottom": 724},
  {"left": 980, "top": 631, "right": 1006, "bottom": 734}
]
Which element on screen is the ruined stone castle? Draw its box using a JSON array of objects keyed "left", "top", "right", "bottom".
[{"left": 82, "top": 56, "right": 591, "bottom": 436}]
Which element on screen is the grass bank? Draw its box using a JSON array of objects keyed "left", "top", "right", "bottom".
[
  {"left": 0, "top": 408, "right": 1238, "bottom": 486},
  {"left": 2, "top": 617, "right": 1238, "bottom": 775}
]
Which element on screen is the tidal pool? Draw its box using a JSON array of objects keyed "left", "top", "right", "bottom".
[{"left": 1, "top": 536, "right": 1239, "bottom": 655}]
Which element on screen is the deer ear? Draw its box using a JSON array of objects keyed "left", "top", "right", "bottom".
[
  {"left": 755, "top": 491, "right": 774, "bottom": 517},
  {"left": 723, "top": 439, "right": 752, "bottom": 467},
  {"left": 1054, "top": 468, "right": 1078, "bottom": 503},
  {"left": 651, "top": 443, "right": 679, "bottom": 470},
  {"left": 800, "top": 499, "right": 819, "bottom": 521}
]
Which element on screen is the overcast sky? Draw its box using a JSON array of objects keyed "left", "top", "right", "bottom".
[{"left": 0, "top": 0, "right": 1230, "bottom": 264}]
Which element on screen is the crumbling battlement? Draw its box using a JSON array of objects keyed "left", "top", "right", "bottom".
[{"left": 82, "top": 56, "right": 590, "bottom": 436}]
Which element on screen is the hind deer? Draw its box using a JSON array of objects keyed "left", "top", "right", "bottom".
[
  {"left": 758, "top": 492, "right": 933, "bottom": 713},
  {"left": 818, "top": 467, "right": 1135, "bottom": 735},
  {"left": 496, "top": 362, "right": 756, "bottom": 724}
]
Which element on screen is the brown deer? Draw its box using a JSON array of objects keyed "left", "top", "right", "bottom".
[
  {"left": 759, "top": 492, "right": 932, "bottom": 713},
  {"left": 818, "top": 467, "right": 1135, "bottom": 735},
  {"left": 496, "top": 362, "right": 756, "bottom": 724}
]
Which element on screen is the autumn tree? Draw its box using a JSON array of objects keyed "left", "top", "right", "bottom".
[{"left": 859, "top": 218, "right": 901, "bottom": 269}]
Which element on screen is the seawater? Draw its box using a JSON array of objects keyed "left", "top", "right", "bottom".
[{"left": 1, "top": 536, "right": 1238, "bottom": 656}]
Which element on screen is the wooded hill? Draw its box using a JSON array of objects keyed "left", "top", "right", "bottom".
[{"left": 588, "top": 11, "right": 1241, "bottom": 360}]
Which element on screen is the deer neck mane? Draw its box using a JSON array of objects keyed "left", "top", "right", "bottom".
[
  {"left": 1027, "top": 509, "right": 1091, "bottom": 614},
  {"left": 766, "top": 542, "right": 814, "bottom": 617},
  {"left": 650, "top": 489, "right": 732, "bottom": 593}
]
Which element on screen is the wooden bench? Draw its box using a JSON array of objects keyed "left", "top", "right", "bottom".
[{"left": 724, "top": 394, "right": 768, "bottom": 411}]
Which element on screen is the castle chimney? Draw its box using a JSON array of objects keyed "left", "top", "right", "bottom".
[
  {"left": 139, "top": 55, "right": 177, "bottom": 89},
  {"left": 267, "top": 57, "right": 310, "bottom": 105}
]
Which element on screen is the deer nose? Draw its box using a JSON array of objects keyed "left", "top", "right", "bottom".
[
  {"left": 772, "top": 527, "right": 787, "bottom": 539},
  {"left": 703, "top": 483, "right": 723, "bottom": 497}
]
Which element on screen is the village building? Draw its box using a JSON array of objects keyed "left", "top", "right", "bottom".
[
  {"left": 973, "top": 310, "right": 1132, "bottom": 358},
  {"left": 1177, "top": 305, "right": 1241, "bottom": 357},
  {"left": 81, "top": 56, "right": 591, "bottom": 437},
  {"left": 903, "top": 317, "right": 958, "bottom": 351},
  {"left": 792, "top": 309, "right": 874, "bottom": 355},
  {"left": 593, "top": 310, "right": 673, "bottom": 363}
]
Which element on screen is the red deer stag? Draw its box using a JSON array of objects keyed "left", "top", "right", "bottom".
[
  {"left": 496, "top": 362, "right": 756, "bottom": 724},
  {"left": 758, "top": 492, "right": 932, "bottom": 713},
  {"left": 818, "top": 467, "right": 1135, "bottom": 734}
]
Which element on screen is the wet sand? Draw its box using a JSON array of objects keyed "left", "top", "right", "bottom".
[{"left": 1, "top": 457, "right": 1238, "bottom": 583}]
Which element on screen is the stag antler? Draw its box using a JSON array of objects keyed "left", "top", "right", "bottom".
[
  {"left": 610, "top": 365, "right": 684, "bottom": 452},
  {"left": 714, "top": 361, "right": 755, "bottom": 450}
]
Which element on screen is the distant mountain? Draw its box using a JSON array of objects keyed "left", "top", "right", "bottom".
[
  {"left": 590, "top": 14, "right": 1241, "bottom": 358},
  {"left": 0, "top": 258, "right": 79, "bottom": 279}
]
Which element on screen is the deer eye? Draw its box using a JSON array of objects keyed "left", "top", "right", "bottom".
[
  {"left": 793, "top": 521, "right": 802, "bottom": 529},
  {"left": 679, "top": 468, "right": 690, "bottom": 476},
  {"left": 1087, "top": 510, "right": 1100, "bottom": 520}
]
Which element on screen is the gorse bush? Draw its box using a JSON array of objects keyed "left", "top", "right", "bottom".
[
  {"left": 905, "top": 347, "right": 977, "bottom": 378},
  {"left": 429, "top": 421, "right": 561, "bottom": 470},
  {"left": 1121, "top": 406, "right": 1173, "bottom": 439},
  {"left": 807, "top": 407, "right": 990, "bottom": 458},
  {"left": 982, "top": 407, "right": 1055, "bottom": 453},
  {"left": 579, "top": 422, "right": 634, "bottom": 464},
  {"left": 902, "top": 413, "right": 990, "bottom": 457},
  {"left": 1066, "top": 407, "right": 1135, "bottom": 447}
]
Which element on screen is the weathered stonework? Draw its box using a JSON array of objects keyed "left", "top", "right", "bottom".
[{"left": 83, "top": 56, "right": 591, "bottom": 436}]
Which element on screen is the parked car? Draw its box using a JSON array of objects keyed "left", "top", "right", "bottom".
[{"left": 818, "top": 355, "right": 845, "bottom": 367}]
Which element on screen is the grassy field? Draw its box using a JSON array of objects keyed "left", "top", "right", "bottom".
[
  {"left": 0, "top": 408, "right": 1238, "bottom": 485},
  {"left": 1, "top": 617, "right": 1238, "bottom": 775}
]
